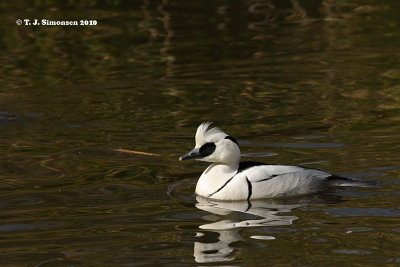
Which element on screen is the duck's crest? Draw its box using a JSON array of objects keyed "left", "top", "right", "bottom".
[{"left": 195, "top": 122, "right": 227, "bottom": 147}]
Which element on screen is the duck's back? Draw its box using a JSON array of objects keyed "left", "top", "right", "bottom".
[{"left": 239, "top": 162, "right": 332, "bottom": 199}]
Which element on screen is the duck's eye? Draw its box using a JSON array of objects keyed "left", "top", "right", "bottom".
[{"left": 199, "top": 142, "right": 216, "bottom": 157}]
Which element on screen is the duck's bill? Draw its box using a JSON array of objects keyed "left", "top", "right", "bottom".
[{"left": 179, "top": 148, "right": 202, "bottom": 161}]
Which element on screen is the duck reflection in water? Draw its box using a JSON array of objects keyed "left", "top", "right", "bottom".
[{"left": 193, "top": 195, "right": 340, "bottom": 263}]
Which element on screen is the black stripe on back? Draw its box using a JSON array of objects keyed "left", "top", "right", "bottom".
[
  {"left": 238, "top": 161, "right": 267, "bottom": 173},
  {"left": 255, "top": 174, "right": 278, "bottom": 183}
]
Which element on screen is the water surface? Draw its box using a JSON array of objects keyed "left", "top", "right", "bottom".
[{"left": 1, "top": 0, "right": 400, "bottom": 265}]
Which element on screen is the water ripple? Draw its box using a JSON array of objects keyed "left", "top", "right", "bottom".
[
  {"left": 241, "top": 141, "right": 346, "bottom": 148},
  {"left": 327, "top": 207, "right": 400, "bottom": 217}
]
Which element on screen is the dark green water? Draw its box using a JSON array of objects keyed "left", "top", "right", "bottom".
[{"left": 1, "top": 0, "right": 400, "bottom": 265}]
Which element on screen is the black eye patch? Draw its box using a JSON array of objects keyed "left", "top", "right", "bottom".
[{"left": 199, "top": 142, "right": 216, "bottom": 157}]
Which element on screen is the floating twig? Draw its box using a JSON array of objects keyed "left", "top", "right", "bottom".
[{"left": 113, "top": 148, "right": 160, "bottom": 156}]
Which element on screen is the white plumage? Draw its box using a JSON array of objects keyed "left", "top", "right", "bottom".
[{"left": 180, "top": 122, "right": 371, "bottom": 201}]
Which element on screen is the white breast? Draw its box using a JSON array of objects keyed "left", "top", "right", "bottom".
[{"left": 195, "top": 163, "right": 239, "bottom": 198}]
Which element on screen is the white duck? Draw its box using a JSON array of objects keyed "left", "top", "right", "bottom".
[{"left": 179, "top": 122, "right": 370, "bottom": 201}]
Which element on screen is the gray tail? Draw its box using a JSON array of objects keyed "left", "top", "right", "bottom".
[{"left": 327, "top": 175, "right": 376, "bottom": 188}]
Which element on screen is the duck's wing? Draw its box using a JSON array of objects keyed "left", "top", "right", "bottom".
[
  {"left": 240, "top": 162, "right": 331, "bottom": 183},
  {"left": 241, "top": 162, "right": 374, "bottom": 188},
  {"left": 238, "top": 163, "right": 333, "bottom": 198}
]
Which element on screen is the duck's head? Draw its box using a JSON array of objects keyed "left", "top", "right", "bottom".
[{"left": 179, "top": 122, "right": 241, "bottom": 164}]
